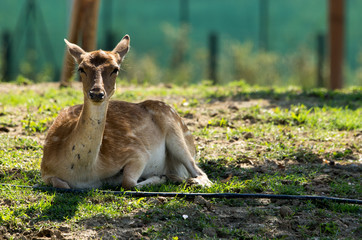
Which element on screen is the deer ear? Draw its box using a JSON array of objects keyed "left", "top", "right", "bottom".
[
  {"left": 64, "top": 39, "right": 86, "bottom": 64},
  {"left": 112, "top": 35, "right": 130, "bottom": 62}
]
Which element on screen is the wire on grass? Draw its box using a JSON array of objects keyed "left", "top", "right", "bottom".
[{"left": 1, "top": 183, "right": 361, "bottom": 205}]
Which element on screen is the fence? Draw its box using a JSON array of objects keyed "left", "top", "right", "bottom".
[{"left": 0, "top": 0, "right": 362, "bottom": 87}]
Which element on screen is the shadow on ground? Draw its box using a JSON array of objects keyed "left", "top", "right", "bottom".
[{"left": 206, "top": 87, "right": 362, "bottom": 109}]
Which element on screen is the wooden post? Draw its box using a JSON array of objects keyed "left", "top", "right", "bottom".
[
  {"left": 209, "top": 32, "right": 218, "bottom": 84},
  {"left": 81, "top": 0, "right": 100, "bottom": 51},
  {"left": 60, "top": 0, "right": 100, "bottom": 87},
  {"left": 328, "top": 0, "right": 345, "bottom": 89},
  {"left": 316, "top": 33, "right": 325, "bottom": 88},
  {"left": 259, "top": 0, "right": 269, "bottom": 51},
  {"left": 59, "top": 0, "right": 83, "bottom": 87}
]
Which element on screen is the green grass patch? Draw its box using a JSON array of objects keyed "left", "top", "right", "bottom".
[{"left": 0, "top": 82, "right": 361, "bottom": 239}]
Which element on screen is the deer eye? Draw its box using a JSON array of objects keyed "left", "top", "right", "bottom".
[
  {"left": 78, "top": 67, "right": 86, "bottom": 75},
  {"left": 111, "top": 68, "right": 119, "bottom": 76}
]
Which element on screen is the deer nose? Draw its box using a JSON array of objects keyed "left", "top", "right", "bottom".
[{"left": 89, "top": 89, "right": 105, "bottom": 102}]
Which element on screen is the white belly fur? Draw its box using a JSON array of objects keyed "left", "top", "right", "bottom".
[{"left": 141, "top": 141, "right": 167, "bottom": 179}]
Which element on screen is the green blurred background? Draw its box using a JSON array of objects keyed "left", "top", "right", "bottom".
[{"left": 0, "top": 0, "right": 362, "bottom": 87}]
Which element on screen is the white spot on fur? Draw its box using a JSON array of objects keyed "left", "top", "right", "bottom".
[
  {"left": 127, "top": 132, "right": 137, "bottom": 138},
  {"left": 99, "top": 50, "right": 106, "bottom": 56},
  {"left": 184, "top": 131, "right": 192, "bottom": 137},
  {"left": 52, "top": 136, "right": 59, "bottom": 142}
]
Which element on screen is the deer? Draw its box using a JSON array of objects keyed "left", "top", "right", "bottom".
[{"left": 41, "top": 35, "right": 212, "bottom": 190}]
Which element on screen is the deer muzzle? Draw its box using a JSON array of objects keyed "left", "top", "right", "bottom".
[{"left": 88, "top": 88, "right": 105, "bottom": 102}]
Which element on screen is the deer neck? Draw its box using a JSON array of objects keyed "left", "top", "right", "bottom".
[{"left": 69, "top": 98, "right": 109, "bottom": 167}]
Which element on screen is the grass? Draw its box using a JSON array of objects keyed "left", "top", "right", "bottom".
[{"left": 0, "top": 80, "right": 361, "bottom": 239}]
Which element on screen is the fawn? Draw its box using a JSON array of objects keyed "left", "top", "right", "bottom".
[{"left": 41, "top": 35, "right": 211, "bottom": 189}]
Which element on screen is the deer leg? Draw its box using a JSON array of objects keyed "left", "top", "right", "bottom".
[
  {"left": 166, "top": 131, "right": 212, "bottom": 187},
  {"left": 136, "top": 175, "right": 167, "bottom": 188},
  {"left": 50, "top": 177, "right": 71, "bottom": 189},
  {"left": 121, "top": 156, "right": 148, "bottom": 189},
  {"left": 166, "top": 133, "right": 199, "bottom": 177}
]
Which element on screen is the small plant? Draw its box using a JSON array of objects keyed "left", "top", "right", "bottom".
[
  {"left": 207, "top": 117, "right": 230, "bottom": 128},
  {"left": 298, "top": 225, "right": 311, "bottom": 239},
  {"left": 290, "top": 105, "right": 312, "bottom": 124},
  {"left": 320, "top": 222, "right": 339, "bottom": 236}
]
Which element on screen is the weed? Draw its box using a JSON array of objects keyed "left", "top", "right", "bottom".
[
  {"left": 298, "top": 225, "right": 311, "bottom": 239},
  {"left": 207, "top": 117, "right": 230, "bottom": 128},
  {"left": 320, "top": 222, "right": 339, "bottom": 236},
  {"left": 290, "top": 105, "right": 312, "bottom": 124}
]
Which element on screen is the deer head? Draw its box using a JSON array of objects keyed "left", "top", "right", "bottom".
[{"left": 65, "top": 35, "right": 130, "bottom": 103}]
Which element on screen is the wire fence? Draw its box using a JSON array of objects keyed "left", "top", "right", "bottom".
[{"left": 0, "top": 0, "right": 362, "bottom": 87}]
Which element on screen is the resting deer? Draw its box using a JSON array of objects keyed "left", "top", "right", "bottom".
[{"left": 41, "top": 35, "right": 211, "bottom": 189}]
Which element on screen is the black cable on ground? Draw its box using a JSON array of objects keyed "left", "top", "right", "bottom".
[{"left": 1, "top": 183, "right": 361, "bottom": 205}]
